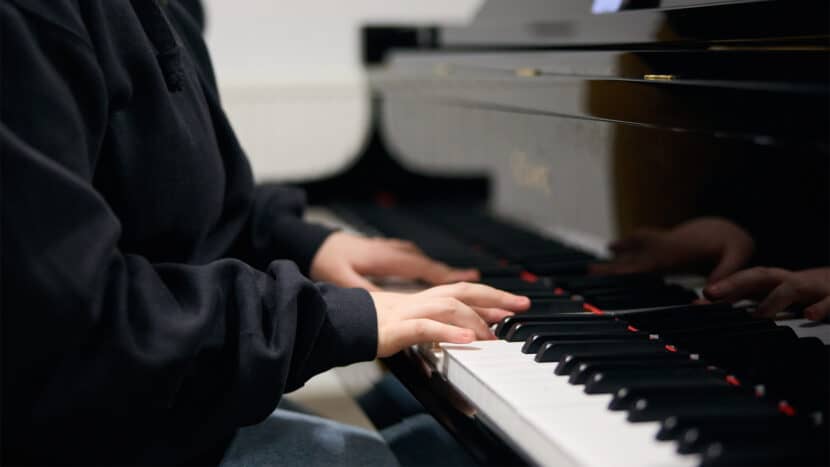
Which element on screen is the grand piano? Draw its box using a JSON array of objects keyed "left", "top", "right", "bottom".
[{"left": 301, "top": 1, "right": 830, "bottom": 465}]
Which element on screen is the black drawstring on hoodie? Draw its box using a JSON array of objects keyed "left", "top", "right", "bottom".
[{"left": 130, "top": 0, "right": 185, "bottom": 92}]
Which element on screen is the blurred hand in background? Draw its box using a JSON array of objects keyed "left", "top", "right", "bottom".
[
  {"left": 591, "top": 217, "right": 755, "bottom": 283},
  {"left": 705, "top": 267, "right": 830, "bottom": 321}
]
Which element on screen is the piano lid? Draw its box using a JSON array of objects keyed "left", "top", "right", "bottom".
[{"left": 441, "top": 0, "right": 830, "bottom": 47}]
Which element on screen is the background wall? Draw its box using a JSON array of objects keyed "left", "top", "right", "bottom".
[{"left": 203, "top": 1, "right": 483, "bottom": 181}]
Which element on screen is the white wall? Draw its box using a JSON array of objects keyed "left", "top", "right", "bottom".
[{"left": 203, "top": 1, "right": 483, "bottom": 181}]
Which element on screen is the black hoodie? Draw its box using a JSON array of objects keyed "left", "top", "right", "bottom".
[{"left": 0, "top": 0, "right": 378, "bottom": 464}]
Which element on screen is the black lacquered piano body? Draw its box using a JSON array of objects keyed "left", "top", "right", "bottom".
[{"left": 304, "top": 1, "right": 830, "bottom": 465}]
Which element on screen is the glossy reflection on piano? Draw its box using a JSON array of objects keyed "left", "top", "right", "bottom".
[{"left": 303, "top": 1, "right": 830, "bottom": 466}]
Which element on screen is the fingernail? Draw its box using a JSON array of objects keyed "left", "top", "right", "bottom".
[
  {"left": 707, "top": 284, "right": 722, "bottom": 295},
  {"left": 804, "top": 308, "right": 817, "bottom": 320}
]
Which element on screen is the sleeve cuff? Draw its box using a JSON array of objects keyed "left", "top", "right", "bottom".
[{"left": 318, "top": 284, "right": 378, "bottom": 366}]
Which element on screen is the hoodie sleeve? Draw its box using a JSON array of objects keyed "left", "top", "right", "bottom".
[
  {"left": 240, "top": 183, "right": 337, "bottom": 275},
  {"left": 0, "top": 2, "right": 376, "bottom": 463}
]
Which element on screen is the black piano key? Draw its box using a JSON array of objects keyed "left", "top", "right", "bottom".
[
  {"left": 700, "top": 438, "right": 826, "bottom": 467},
  {"left": 590, "top": 292, "right": 697, "bottom": 311},
  {"left": 505, "top": 321, "right": 636, "bottom": 342},
  {"left": 517, "top": 252, "right": 597, "bottom": 266},
  {"left": 553, "top": 273, "right": 666, "bottom": 291},
  {"left": 495, "top": 312, "right": 606, "bottom": 339},
  {"left": 578, "top": 285, "right": 683, "bottom": 299},
  {"left": 610, "top": 385, "right": 749, "bottom": 411},
  {"left": 524, "top": 260, "right": 595, "bottom": 276},
  {"left": 479, "top": 277, "right": 551, "bottom": 293},
  {"left": 627, "top": 396, "right": 775, "bottom": 422},
  {"left": 571, "top": 359, "right": 704, "bottom": 385},
  {"left": 583, "top": 367, "right": 726, "bottom": 394},
  {"left": 631, "top": 312, "right": 753, "bottom": 331},
  {"left": 658, "top": 319, "right": 777, "bottom": 340},
  {"left": 557, "top": 351, "right": 694, "bottom": 377},
  {"left": 656, "top": 413, "right": 796, "bottom": 441},
  {"left": 555, "top": 348, "right": 689, "bottom": 374},
  {"left": 677, "top": 419, "right": 823, "bottom": 454},
  {"left": 505, "top": 320, "right": 628, "bottom": 342},
  {"left": 564, "top": 350, "right": 703, "bottom": 384},
  {"left": 619, "top": 303, "right": 736, "bottom": 326},
  {"left": 520, "top": 331, "right": 652, "bottom": 353},
  {"left": 669, "top": 327, "right": 797, "bottom": 357},
  {"left": 533, "top": 340, "right": 662, "bottom": 360},
  {"left": 474, "top": 265, "right": 525, "bottom": 277},
  {"left": 522, "top": 298, "right": 586, "bottom": 314}
]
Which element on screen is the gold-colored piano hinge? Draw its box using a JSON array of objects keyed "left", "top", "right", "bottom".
[
  {"left": 515, "top": 67, "right": 542, "bottom": 78},
  {"left": 434, "top": 63, "right": 453, "bottom": 77},
  {"left": 644, "top": 74, "right": 676, "bottom": 81}
]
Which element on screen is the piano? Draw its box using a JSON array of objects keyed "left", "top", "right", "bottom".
[{"left": 301, "top": 1, "right": 830, "bottom": 465}]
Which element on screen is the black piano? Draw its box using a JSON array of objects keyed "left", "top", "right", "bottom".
[{"left": 301, "top": 1, "right": 830, "bottom": 465}]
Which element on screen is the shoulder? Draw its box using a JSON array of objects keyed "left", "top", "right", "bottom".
[{"left": 4, "top": 0, "right": 91, "bottom": 46}]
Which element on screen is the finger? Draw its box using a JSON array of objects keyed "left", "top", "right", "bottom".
[
  {"left": 380, "top": 238, "right": 423, "bottom": 254},
  {"left": 754, "top": 282, "right": 799, "bottom": 318},
  {"left": 410, "top": 255, "right": 479, "bottom": 284},
  {"left": 473, "top": 307, "right": 515, "bottom": 324},
  {"left": 804, "top": 296, "right": 830, "bottom": 322},
  {"left": 708, "top": 244, "right": 754, "bottom": 284},
  {"left": 386, "top": 319, "right": 476, "bottom": 351},
  {"left": 360, "top": 249, "right": 479, "bottom": 285},
  {"left": 423, "top": 282, "right": 530, "bottom": 311},
  {"left": 336, "top": 268, "right": 382, "bottom": 292},
  {"left": 403, "top": 297, "right": 494, "bottom": 340},
  {"left": 704, "top": 267, "right": 791, "bottom": 302},
  {"left": 437, "top": 267, "right": 481, "bottom": 284},
  {"left": 609, "top": 229, "right": 662, "bottom": 253}
]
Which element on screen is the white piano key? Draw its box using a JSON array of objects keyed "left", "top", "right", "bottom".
[{"left": 442, "top": 341, "right": 700, "bottom": 467}]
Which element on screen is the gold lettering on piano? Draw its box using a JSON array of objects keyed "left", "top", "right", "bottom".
[
  {"left": 515, "top": 67, "right": 542, "bottom": 78},
  {"left": 434, "top": 63, "right": 453, "bottom": 77},
  {"left": 510, "top": 151, "right": 553, "bottom": 197}
]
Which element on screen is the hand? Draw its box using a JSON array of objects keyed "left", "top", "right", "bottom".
[
  {"left": 371, "top": 282, "right": 531, "bottom": 357},
  {"left": 590, "top": 217, "right": 754, "bottom": 283},
  {"left": 310, "top": 232, "right": 479, "bottom": 291},
  {"left": 704, "top": 267, "right": 830, "bottom": 321}
]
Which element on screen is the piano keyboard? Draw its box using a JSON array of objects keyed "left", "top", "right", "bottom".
[{"left": 316, "top": 203, "right": 830, "bottom": 467}]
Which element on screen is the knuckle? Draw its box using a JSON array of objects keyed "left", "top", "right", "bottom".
[
  {"left": 439, "top": 297, "right": 460, "bottom": 311},
  {"left": 413, "top": 321, "right": 427, "bottom": 338},
  {"left": 788, "top": 280, "right": 808, "bottom": 295},
  {"left": 753, "top": 266, "right": 773, "bottom": 278}
]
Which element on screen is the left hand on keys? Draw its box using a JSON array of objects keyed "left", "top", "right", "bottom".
[{"left": 310, "top": 232, "right": 480, "bottom": 291}]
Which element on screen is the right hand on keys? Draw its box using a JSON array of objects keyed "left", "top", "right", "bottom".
[
  {"left": 371, "top": 282, "right": 531, "bottom": 358},
  {"left": 704, "top": 267, "right": 830, "bottom": 321}
]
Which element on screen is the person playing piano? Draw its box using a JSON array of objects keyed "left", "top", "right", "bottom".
[
  {"left": 0, "top": 1, "right": 530, "bottom": 465},
  {"left": 593, "top": 218, "right": 830, "bottom": 321}
]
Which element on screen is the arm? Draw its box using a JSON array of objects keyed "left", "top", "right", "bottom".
[{"left": 0, "top": 4, "right": 375, "bottom": 462}]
